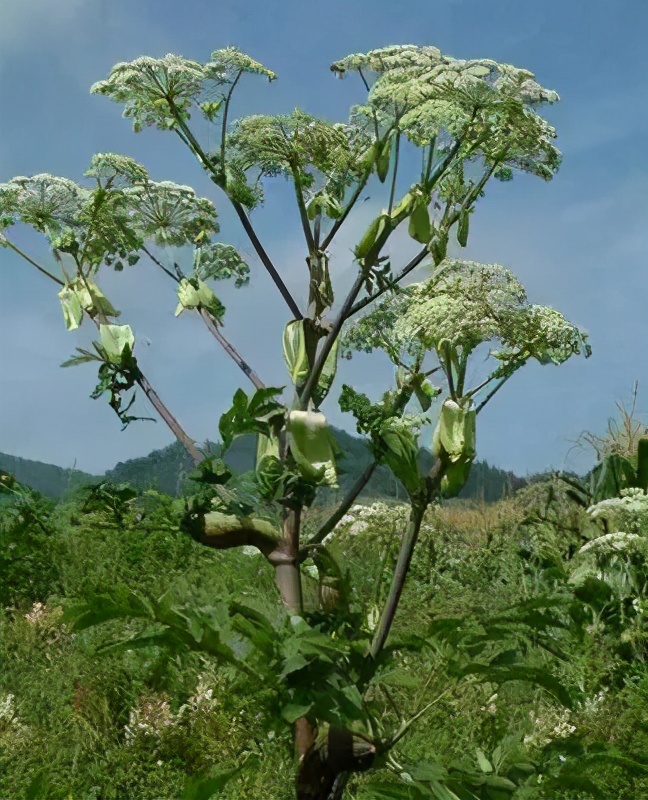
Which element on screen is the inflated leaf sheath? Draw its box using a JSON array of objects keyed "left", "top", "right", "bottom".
[
  {"left": 288, "top": 409, "right": 338, "bottom": 487},
  {"left": 58, "top": 278, "right": 120, "bottom": 331},
  {"left": 283, "top": 320, "right": 310, "bottom": 387},
  {"left": 432, "top": 397, "right": 476, "bottom": 463},
  {"left": 99, "top": 324, "right": 135, "bottom": 364}
]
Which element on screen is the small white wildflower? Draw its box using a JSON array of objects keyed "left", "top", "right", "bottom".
[
  {"left": 349, "top": 521, "right": 369, "bottom": 535},
  {"left": 579, "top": 532, "right": 640, "bottom": 554},
  {"left": 24, "top": 602, "right": 48, "bottom": 624}
]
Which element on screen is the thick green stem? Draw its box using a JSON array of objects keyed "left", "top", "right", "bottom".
[
  {"left": 366, "top": 460, "right": 444, "bottom": 669},
  {"left": 220, "top": 69, "right": 243, "bottom": 168},
  {"left": 301, "top": 460, "right": 379, "bottom": 555},
  {"left": 346, "top": 246, "right": 428, "bottom": 318},
  {"left": 298, "top": 271, "right": 365, "bottom": 410},
  {"left": 475, "top": 369, "right": 519, "bottom": 414},
  {"left": 290, "top": 161, "right": 315, "bottom": 253},
  {"left": 164, "top": 100, "right": 303, "bottom": 321},
  {"left": 231, "top": 202, "right": 303, "bottom": 320},
  {"left": 143, "top": 249, "right": 267, "bottom": 391},
  {"left": 271, "top": 507, "right": 303, "bottom": 614},
  {"left": 368, "top": 499, "right": 428, "bottom": 661},
  {"left": 387, "top": 132, "right": 401, "bottom": 214},
  {"left": 269, "top": 508, "right": 315, "bottom": 773},
  {"left": 320, "top": 169, "right": 372, "bottom": 252},
  {"left": 197, "top": 308, "right": 266, "bottom": 391}
]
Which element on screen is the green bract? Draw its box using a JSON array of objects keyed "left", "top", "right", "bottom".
[
  {"left": 432, "top": 397, "right": 477, "bottom": 498},
  {"left": 432, "top": 398, "right": 476, "bottom": 463},
  {"left": 377, "top": 417, "right": 422, "bottom": 496},
  {"left": 175, "top": 277, "right": 225, "bottom": 321},
  {"left": 287, "top": 410, "right": 338, "bottom": 488},
  {"left": 99, "top": 323, "right": 135, "bottom": 364},
  {"left": 283, "top": 321, "right": 310, "bottom": 388},
  {"left": 58, "top": 278, "right": 120, "bottom": 330}
]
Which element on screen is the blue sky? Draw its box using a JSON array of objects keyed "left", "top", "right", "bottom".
[{"left": 0, "top": 0, "right": 646, "bottom": 477}]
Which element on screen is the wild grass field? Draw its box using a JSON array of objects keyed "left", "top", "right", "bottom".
[{"left": 2, "top": 440, "right": 648, "bottom": 799}]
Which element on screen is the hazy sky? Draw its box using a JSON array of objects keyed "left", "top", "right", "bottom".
[{"left": 0, "top": 0, "right": 646, "bottom": 477}]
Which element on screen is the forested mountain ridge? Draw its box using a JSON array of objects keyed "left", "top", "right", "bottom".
[
  {"left": 1, "top": 426, "right": 525, "bottom": 502},
  {"left": 0, "top": 452, "right": 98, "bottom": 499}
]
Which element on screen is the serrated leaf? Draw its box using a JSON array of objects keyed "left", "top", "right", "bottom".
[
  {"left": 255, "top": 454, "right": 284, "bottom": 500},
  {"left": 181, "top": 764, "right": 247, "bottom": 800},
  {"left": 218, "top": 387, "right": 285, "bottom": 453},
  {"left": 414, "top": 378, "right": 440, "bottom": 412},
  {"left": 199, "top": 99, "right": 224, "bottom": 122},
  {"left": 376, "top": 668, "right": 421, "bottom": 688},
  {"left": 461, "top": 663, "right": 574, "bottom": 708},
  {"left": 282, "top": 701, "right": 313, "bottom": 723}
]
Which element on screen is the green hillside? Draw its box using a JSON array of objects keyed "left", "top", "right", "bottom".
[
  {"left": 104, "top": 427, "right": 525, "bottom": 502},
  {"left": 1, "top": 427, "right": 525, "bottom": 502},
  {"left": 0, "top": 453, "right": 97, "bottom": 499}
]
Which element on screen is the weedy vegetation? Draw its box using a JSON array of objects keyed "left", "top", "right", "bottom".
[{"left": 1, "top": 43, "right": 647, "bottom": 800}]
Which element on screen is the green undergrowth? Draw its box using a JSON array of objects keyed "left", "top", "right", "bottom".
[{"left": 1, "top": 479, "right": 648, "bottom": 799}]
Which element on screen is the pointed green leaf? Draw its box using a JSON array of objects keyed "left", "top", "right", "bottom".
[
  {"left": 476, "top": 749, "right": 493, "bottom": 774},
  {"left": 376, "top": 135, "right": 393, "bottom": 182},
  {"left": 408, "top": 197, "right": 431, "bottom": 244},
  {"left": 282, "top": 701, "right": 313, "bottom": 723},
  {"left": 457, "top": 210, "right": 470, "bottom": 247},
  {"left": 355, "top": 214, "right": 384, "bottom": 260}
]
